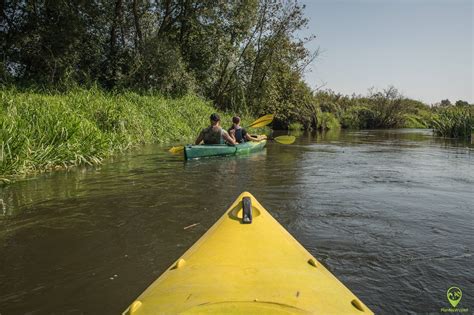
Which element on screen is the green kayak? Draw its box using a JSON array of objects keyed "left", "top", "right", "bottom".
[{"left": 184, "top": 138, "right": 266, "bottom": 159}]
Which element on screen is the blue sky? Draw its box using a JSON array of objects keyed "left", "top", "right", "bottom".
[{"left": 299, "top": 0, "right": 473, "bottom": 104}]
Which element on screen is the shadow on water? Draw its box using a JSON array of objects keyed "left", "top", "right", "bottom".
[{"left": 0, "top": 129, "right": 473, "bottom": 314}]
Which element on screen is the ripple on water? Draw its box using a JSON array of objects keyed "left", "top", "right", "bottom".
[{"left": 0, "top": 130, "right": 473, "bottom": 314}]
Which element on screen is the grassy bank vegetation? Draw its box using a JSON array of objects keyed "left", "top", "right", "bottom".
[
  {"left": 3, "top": 1, "right": 471, "bottom": 137},
  {"left": 1, "top": 1, "right": 471, "bottom": 181},
  {"left": 1, "top": 85, "right": 471, "bottom": 180},
  {"left": 281, "top": 86, "right": 472, "bottom": 142},
  {"left": 0, "top": 88, "right": 249, "bottom": 179},
  {"left": 286, "top": 86, "right": 433, "bottom": 131},
  {"left": 432, "top": 105, "right": 473, "bottom": 139}
]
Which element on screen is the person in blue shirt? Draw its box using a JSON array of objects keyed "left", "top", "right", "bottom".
[{"left": 228, "top": 116, "right": 265, "bottom": 143}]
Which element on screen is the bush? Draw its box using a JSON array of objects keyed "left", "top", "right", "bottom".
[
  {"left": 340, "top": 106, "right": 377, "bottom": 129},
  {"left": 317, "top": 111, "right": 340, "bottom": 130},
  {"left": 288, "top": 122, "right": 303, "bottom": 130}
]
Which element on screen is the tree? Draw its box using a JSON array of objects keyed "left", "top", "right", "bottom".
[
  {"left": 455, "top": 100, "right": 469, "bottom": 107},
  {"left": 440, "top": 99, "right": 452, "bottom": 107},
  {"left": 1, "top": 0, "right": 318, "bottom": 120}
]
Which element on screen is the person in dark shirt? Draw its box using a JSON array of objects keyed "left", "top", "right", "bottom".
[
  {"left": 195, "top": 113, "right": 237, "bottom": 145},
  {"left": 228, "top": 116, "right": 265, "bottom": 143}
]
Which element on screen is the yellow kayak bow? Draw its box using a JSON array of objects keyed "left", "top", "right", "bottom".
[{"left": 123, "top": 192, "right": 373, "bottom": 314}]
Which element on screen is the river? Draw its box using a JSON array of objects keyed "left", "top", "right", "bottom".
[{"left": 0, "top": 129, "right": 473, "bottom": 314}]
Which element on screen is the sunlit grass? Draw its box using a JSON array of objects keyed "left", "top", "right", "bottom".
[
  {"left": 402, "top": 113, "right": 431, "bottom": 129},
  {"left": 0, "top": 88, "right": 251, "bottom": 178}
]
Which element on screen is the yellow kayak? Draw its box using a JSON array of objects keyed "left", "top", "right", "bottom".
[{"left": 123, "top": 192, "right": 373, "bottom": 314}]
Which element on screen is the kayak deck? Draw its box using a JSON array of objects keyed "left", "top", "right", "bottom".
[
  {"left": 123, "top": 192, "right": 373, "bottom": 314},
  {"left": 184, "top": 138, "right": 266, "bottom": 159}
]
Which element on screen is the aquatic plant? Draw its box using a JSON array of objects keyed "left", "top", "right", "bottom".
[
  {"left": 402, "top": 113, "right": 431, "bottom": 129},
  {"left": 432, "top": 106, "right": 473, "bottom": 139}
]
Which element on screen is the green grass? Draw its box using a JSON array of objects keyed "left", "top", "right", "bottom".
[
  {"left": 402, "top": 113, "right": 430, "bottom": 129},
  {"left": 288, "top": 122, "right": 303, "bottom": 130},
  {"left": 0, "top": 88, "right": 253, "bottom": 180},
  {"left": 432, "top": 106, "right": 473, "bottom": 139}
]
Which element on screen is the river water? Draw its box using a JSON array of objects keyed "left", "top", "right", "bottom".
[{"left": 0, "top": 129, "right": 473, "bottom": 314}]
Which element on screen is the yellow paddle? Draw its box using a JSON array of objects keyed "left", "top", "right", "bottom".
[
  {"left": 169, "top": 145, "right": 186, "bottom": 154},
  {"left": 247, "top": 114, "right": 274, "bottom": 128},
  {"left": 251, "top": 135, "right": 295, "bottom": 145},
  {"left": 271, "top": 135, "right": 296, "bottom": 144},
  {"left": 169, "top": 114, "right": 275, "bottom": 154}
]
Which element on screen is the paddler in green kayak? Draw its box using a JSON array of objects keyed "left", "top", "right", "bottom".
[
  {"left": 195, "top": 113, "right": 237, "bottom": 145},
  {"left": 228, "top": 116, "right": 266, "bottom": 143}
]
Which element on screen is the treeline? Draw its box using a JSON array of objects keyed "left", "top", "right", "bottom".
[
  {"left": 311, "top": 87, "right": 433, "bottom": 130},
  {"left": 1, "top": 0, "right": 316, "bottom": 116},
  {"left": 302, "top": 87, "right": 473, "bottom": 140},
  {"left": 1, "top": 1, "right": 472, "bottom": 139}
]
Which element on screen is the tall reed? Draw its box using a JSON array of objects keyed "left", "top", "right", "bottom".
[
  {"left": 432, "top": 106, "right": 473, "bottom": 139},
  {"left": 0, "top": 88, "right": 247, "bottom": 178}
]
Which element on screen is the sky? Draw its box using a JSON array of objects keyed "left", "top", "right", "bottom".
[{"left": 299, "top": 0, "right": 473, "bottom": 104}]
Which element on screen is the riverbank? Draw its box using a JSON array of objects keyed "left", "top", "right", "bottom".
[
  {"left": 0, "top": 88, "right": 252, "bottom": 181},
  {"left": 2, "top": 87, "right": 471, "bottom": 182}
]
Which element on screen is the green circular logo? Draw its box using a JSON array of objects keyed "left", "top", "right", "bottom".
[{"left": 447, "top": 287, "right": 462, "bottom": 308}]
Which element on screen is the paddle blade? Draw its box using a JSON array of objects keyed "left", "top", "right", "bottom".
[
  {"left": 274, "top": 135, "right": 296, "bottom": 144},
  {"left": 248, "top": 114, "right": 274, "bottom": 128},
  {"left": 169, "top": 146, "right": 184, "bottom": 153}
]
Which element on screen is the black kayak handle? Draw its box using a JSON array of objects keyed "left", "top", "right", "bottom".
[{"left": 242, "top": 197, "right": 252, "bottom": 224}]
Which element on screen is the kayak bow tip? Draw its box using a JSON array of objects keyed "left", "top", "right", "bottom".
[{"left": 124, "top": 300, "right": 142, "bottom": 315}]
